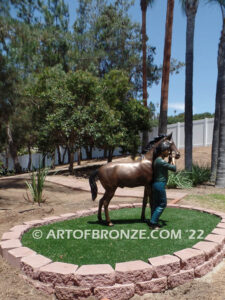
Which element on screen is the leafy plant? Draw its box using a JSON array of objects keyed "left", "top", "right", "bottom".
[
  {"left": 0, "top": 161, "right": 15, "bottom": 176},
  {"left": 167, "top": 164, "right": 211, "bottom": 189},
  {"left": 167, "top": 170, "right": 192, "bottom": 189},
  {"left": 191, "top": 164, "right": 211, "bottom": 186},
  {"left": 25, "top": 166, "right": 48, "bottom": 205}
]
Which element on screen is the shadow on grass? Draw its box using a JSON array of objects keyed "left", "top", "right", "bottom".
[{"left": 88, "top": 218, "right": 169, "bottom": 227}]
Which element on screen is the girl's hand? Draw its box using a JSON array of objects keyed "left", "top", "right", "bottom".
[{"left": 172, "top": 157, "right": 175, "bottom": 165}]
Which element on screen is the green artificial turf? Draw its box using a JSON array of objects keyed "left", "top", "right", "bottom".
[{"left": 22, "top": 208, "right": 220, "bottom": 267}]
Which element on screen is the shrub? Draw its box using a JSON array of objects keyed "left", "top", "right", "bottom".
[
  {"left": 191, "top": 164, "right": 211, "bottom": 186},
  {"left": 25, "top": 166, "right": 48, "bottom": 205},
  {"left": 0, "top": 161, "right": 15, "bottom": 176},
  {"left": 167, "top": 170, "right": 192, "bottom": 189},
  {"left": 167, "top": 164, "right": 211, "bottom": 189}
]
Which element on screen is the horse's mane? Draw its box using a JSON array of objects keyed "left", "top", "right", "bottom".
[{"left": 141, "top": 134, "right": 167, "bottom": 155}]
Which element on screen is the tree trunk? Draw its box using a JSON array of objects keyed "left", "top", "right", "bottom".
[
  {"left": 27, "top": 146, "right": 32, "bottom": 171},
  {"left": 77, "top": 148, "right": 81, "bottom": 166},
  {"left": 211, "top": 15, "right": 225, "bottom": 182},
  {"left": 42, "top": 153, "right": 46, "bottom": 168},
  {"left": 107, "top": 148, "right": 114, "bottom": 162},
  {"left": 211, "top": 73, "right": 222, "bottom": 181},
  {"left": 158, "top": 0, "right": 174, "bottom": 135},
  {"left": 141, "top": 0, "right": 148, "bottom": 149},
  {"left": 184, "top": 12, "right": 196, "bottom": 171},
  {"left": 51, "top": 151, "right": 55, "bottom": 169},
  {"left": 183, "top": 1, "right": 199, "bottom": 171},
  {"left": 142, "top": 131, "right": 149, "bottom": 151},
  {"left": 5, "top": 147, "right": 9, "bottom": 169},
  {"left": 215, "top": 73, "right": 225, "bottom": 187},
  {"left": 104, "top": 148, "right": 107, "bottom": 159},
  {"left": 57, "top": 145, "right": 62, "bottom": 165},
  {"left": 215, "top": 19, "right": 225, "bottom": 187},
  {"left": 69, "top": 151, "right": 74, "bottom": 174},
  {"left": 85, "top": 146, "right": 92, "bottom": 160},
  {"left": 67, "top": 147, "right": 71, "bottom": 164},
  {"left": 6, "top": 122, "right": 22, "bottom": 173},
  {"left": 62, "top": 146, "right": 68, "bottom": 164}
]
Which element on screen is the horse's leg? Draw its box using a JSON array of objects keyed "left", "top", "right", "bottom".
[
  {"left": 98, "top": 194, "right": 106, "bottom": 222},
  {"left": 103, "top": 189, "right": 116, "bottom": 226},
  {"left": 141, "top": 186, "right": 148, "bottom": 221}
]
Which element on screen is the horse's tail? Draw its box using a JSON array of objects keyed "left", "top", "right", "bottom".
[{"left": 89, "top": 169, "right": 98, "bottom": 201}]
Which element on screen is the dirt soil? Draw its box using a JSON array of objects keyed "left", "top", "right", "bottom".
[{"left": 1, "top": 145, "right": 225, "bottom": 300}]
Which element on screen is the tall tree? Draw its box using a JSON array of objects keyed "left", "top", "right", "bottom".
[
  {"left": 158, "top": 0, "right": 175, "bottom": 135},
  {"left": 181, "top": 0, "right": 199, "bottom": 171},
  {"left": 0, "top": 56, "right": 22, "bottom": 173},
  {"left": 210, "top": 0, "right": 225, "bottom": 182},
  {"left": 140, "top": 0, "right": 154, "bottom": 148},
  {"left": 38, "top": 0, "right": 70, "bottom": 72},
  {"left": 211, "top": 0, "right": 225, "bottom": 187},
  {"left": 11, "top": 0, "right": 42, "bottom": 25},
  {"left": 73, "top": 0, "right": 160, "bottom": 94}
]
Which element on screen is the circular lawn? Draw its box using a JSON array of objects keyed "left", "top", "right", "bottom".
[{"left": 21, "top": 207, "right": 220, "bottom": 267}]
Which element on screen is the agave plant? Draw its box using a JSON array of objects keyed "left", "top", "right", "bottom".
[{"left": 25, "top": 166, "right": 48, "bottom": 205}]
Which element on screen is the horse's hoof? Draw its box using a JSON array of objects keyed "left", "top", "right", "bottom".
[
  {"left": 98, "top": 219, "right": 103, "bottom": 223},
  {"left": 107, "top": 222, "right": 114, "bottom": 227}
]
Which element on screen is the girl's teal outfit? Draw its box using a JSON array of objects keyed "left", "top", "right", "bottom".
[{"left": 150, "top": 157, "right": 176, "bottom": 225}]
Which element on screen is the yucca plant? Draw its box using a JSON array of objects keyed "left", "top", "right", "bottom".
[{"left": 25, "top": 166, "right": 48, "bottom": 205}]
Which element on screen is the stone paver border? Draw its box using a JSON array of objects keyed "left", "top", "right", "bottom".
[{"left": 1, "top": 204, "right": 225, "bottom": 300}]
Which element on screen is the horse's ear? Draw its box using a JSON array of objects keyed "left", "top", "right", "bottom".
[{"left": 167, "top": 132, "right": 172, "bottom": 140}]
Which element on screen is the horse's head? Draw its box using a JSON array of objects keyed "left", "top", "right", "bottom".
[
  {"left": 143, "top": 133, "right": 180, "bottom": 161},
  {"left": 166, "top": 133, "right": 180, "bottom": 159}
]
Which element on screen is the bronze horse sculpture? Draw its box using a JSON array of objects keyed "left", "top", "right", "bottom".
[{"left": 89, "top": 133, "right": 180, "bottom": 226}]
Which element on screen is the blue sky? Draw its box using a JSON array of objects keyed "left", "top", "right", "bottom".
[{"left": 67, "top": 0, "right": 222, "bottom": 116}]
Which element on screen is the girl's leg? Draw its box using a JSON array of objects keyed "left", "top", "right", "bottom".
[
  {"left": 150, "top": 182, "right": 167, "bottom": 225},
  {"left": 151, "top": 183, "right": 157, "bottom": 217}
]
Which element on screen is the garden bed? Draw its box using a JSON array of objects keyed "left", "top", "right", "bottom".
[
  {"left": 21, "top": 207, "right": 220, "bottom": 267},
  {"left": 1, "top": 204, "right": 225, "bottom": 299}
]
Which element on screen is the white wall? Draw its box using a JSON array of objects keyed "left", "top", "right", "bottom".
[
  {"left": 148, "top": 118, "right": 214, "bottom": 149},
  {"left": 0, "top": 146, "right": 122, "bottom": 171}
]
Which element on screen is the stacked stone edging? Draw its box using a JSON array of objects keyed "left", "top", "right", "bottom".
[{"left": 1, "top": 204, "right": 225, "bottom": 300}]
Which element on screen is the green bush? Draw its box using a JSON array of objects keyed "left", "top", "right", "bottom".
[
  {"left": 167, "top": 170, "right": 192, "bottom": 189},
  {"left": 191, "top": 164, "right": 211, "bottom": 186},
  {"left": 167, "top": 164, "right": 211, "bottom": 189},
  {"left": 25, "top": 166, "right": 48, "bottom": 205},
  {"left": 0, "top": 161, "right": 15, "bottom": 176}
]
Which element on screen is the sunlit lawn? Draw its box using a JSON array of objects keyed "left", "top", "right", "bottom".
[{"left": 181, "top": 193, "right": 225, "bottom": 212}]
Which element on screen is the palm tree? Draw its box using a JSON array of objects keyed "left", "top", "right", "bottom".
[
  {"left": 209, "top": 0, "right": 225, "bottom": 182},
  {"left": 140, "top": 0, "right": 154, "bottom": 149},
  {"left": 211, "top": 1, "right": 225, "bottom": 187},
  {"left": 181, "top": 0, "right": 199, "bottom": 171},
  {"left": 158, "top": 0, "right": 175, "bottom": 135}
]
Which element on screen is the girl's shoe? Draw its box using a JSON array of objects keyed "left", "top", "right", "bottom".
[{"left": 148, "top": 222, "right": 161, "bottom": 229}]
